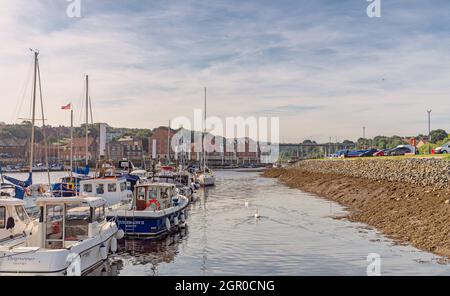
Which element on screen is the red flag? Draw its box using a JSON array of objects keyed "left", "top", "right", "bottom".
[{"left": 61, "top": 103, "right": 71, "bottom": 110}]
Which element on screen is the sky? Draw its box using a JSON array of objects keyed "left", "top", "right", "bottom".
[{"left": 1, "top": 0, "right": 450, "bottom": 143}]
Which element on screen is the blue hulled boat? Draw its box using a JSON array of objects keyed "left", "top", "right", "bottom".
[{"left": 107, "top": 182, "right": 190, "bottom": 237}]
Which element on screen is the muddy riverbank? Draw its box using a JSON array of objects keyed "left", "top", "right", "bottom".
[{"left": 263, "top": 161, "right": 450, "bottom": 258}]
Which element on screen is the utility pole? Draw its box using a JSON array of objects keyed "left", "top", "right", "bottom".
[
  {"left": 427, "top": 109, "right": 432, "bottom": 154},
  {"left": 362, "top": 126, "right": 366, "bottom": 149}
]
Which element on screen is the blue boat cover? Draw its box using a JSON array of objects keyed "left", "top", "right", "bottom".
[
  {"left": 2, "top": 173, "right": 32, "bottom": 200},
  {"left": 73, "top": 165, "right": 90, "bottom": 175}
]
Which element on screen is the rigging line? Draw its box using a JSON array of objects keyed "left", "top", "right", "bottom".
[
  {"left": 77, "top": 78, "right": 85, "bottom": 127},
  {"left": 37, "top": 61, "right": 51, "bottom": 187},
  {"left": 13, "top": 56, "right": 34, "bottom": 123}
]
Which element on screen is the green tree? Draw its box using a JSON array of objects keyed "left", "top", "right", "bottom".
[{"left": 430, "top": 129, "right": 448, "bottom": 144}]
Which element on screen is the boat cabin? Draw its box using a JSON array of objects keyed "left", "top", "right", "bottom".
[
  {"left": 33, "top": 197, "right": 107, "bottom": 249},
  {"left": 158, "top": 173, "right": 191, "bottom": 186},
  {"left": 79, "top": 177, "right": 132, "bottom": 206},
  {"left": 133, "top": 183, "right": 178, "bottom": 211},
  {"left": 0, "top": 197, "right": 30, "bottom": 243}
]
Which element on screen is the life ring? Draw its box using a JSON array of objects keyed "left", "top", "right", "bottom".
[{"left": 145, "top": 199, "right": 161, "bottom": 210}]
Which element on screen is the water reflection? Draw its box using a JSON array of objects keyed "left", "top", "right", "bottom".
[{"left": 110, "top": 228, "right": 189, "bottom": 276}]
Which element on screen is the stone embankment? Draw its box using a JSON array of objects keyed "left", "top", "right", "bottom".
[
  {"left": 263, "top": 157, "right": 450, "bottom": 258},
  {"left": 295, "top": 157, "right": 450, "bottom": 189}
]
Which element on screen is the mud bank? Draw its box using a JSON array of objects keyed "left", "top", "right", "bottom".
[{"left": 263, "top": 161, "right": 450, "bottom": 258}]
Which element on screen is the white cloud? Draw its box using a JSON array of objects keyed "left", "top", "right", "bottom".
[{"left": 1, "top": 0, "right": 450, "bottom": 142}]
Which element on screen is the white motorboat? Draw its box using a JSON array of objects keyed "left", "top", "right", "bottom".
[
  {"left": 195, "top": 170, "right": 215, "bottom": 187},
  {"left": 0, "top": 196, "right": 123, "bottom": 276},
  {"left": 156, "top": 167, "right": 197, "bottom": 201}
]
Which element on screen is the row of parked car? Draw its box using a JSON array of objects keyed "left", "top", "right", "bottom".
[{"left": 334, "top": 144, "right": 419, "bottom": 158}]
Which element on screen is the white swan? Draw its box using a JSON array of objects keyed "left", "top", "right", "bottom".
[{"left": 254, "top": 209, "right": 260, "bottom": 219}]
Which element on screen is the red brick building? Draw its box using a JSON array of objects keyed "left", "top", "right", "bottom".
[{"left": 149, "top": 126, "right": 176, "bottom": 160}]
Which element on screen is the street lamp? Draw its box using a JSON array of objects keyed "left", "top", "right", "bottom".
[
  {"left": 362, "top": 126, "right": 366, "bottom": 149},
  {"left": 427, "top": 109, "right": 432, "bottom": 154}
]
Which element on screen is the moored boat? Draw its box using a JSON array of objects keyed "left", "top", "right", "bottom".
[
  {"left": 0, "top": 196, "right": 123, "bottom": 276},
  {"left": 107, "top": 183, "right": 189, "bottom": 237}
]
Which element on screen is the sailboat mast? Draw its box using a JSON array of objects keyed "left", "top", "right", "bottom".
[
  {"left": 167, "top": 120, "right": 171, "bottom": 163},
  {"left": 29, "top": 51, "right": 38, "bottom": 173},
  {"left": 85, "top": 75, "right": 89, "bottom": 166},
  {"left": 203, "top": 87, "right": 206, "bottom": 171},
  {"left": 70, "top": 109, "right": 74, "bottom": 177}
]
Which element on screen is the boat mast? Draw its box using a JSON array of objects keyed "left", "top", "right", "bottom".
[
  {"left": 167, "top": 120, "right": 171, "bottom": 164},
  {"left": 29, "top": 50, "right": 38, "bottom": 173},
  {"left": 85, "top": 75, "right": 89, "bottom": 166},
  {"left": 70, "top": 108, "right": 73, "bottom": 177},
  {"left": 203, "top": 87, "right": 206, "bottom": 171}
]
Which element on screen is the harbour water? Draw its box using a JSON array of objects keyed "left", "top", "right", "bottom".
[{"left": 8, "top": 171, "right": 450, "bottom": 275}]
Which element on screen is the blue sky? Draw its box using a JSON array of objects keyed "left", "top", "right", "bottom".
[{"left": 1, "top": 0, "right": 450, "bottom": 142}]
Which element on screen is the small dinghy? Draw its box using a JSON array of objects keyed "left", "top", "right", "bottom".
[
  {"left": 108, "top": 183, "right": 189, "bottom": 237},
  {"left": 0, "top": 196, "right": 124, "bottom": 276}
]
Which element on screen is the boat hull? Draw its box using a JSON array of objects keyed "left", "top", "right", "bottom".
[
  {"left": 0, "top": 224, "right": 118, "bottom": 276},
  {"left": 108, "top": 198, "right": 189, "bottom": 237},
  {"left": 197, "top": 174, "right": 215, "bottom": 187}
]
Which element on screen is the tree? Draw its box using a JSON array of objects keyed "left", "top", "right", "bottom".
[{"left": 430, "top": 129, "right": 448, "bottom": 144}]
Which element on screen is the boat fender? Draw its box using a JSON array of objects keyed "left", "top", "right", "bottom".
[
  {"left": 66, "top": 253, "right": 81, "bottom": 276},
  {"left": 180, "top": 213, "right": 186, "bottom": 223},
  {"left": 110, "top": 237, "right": 118, "bottom": 253},
  {"left": 173, "top": 216, "right": 179, "bottom": 226},
  {"left": 115, "top": 229, "right": 124, "bottom": 240},
  {"left": 165, "top": 217, "right": 171, "bottom": 230},
  {"left": 100, "top": 244, "right": 108, "bottom": 260}
]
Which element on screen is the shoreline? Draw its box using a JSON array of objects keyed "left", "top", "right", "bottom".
[{"left": 263, "top": 166, "right": 450, "bottom": 258}]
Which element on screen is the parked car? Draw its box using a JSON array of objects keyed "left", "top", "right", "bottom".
[
  {"left": 338, "top": 148, "right": 378, "bottom": 158},
  {"left": 434, "top": 142, "right": 450, "bottom": 154},
  {"left": 360, "top": 148, "right": 378, "bottom": 157},
  {"left": 385, "top": 145, "right": 418, "bottom": 156},
  {"left": 373, "top": 149, "right": 389, "bottom": 156}
]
